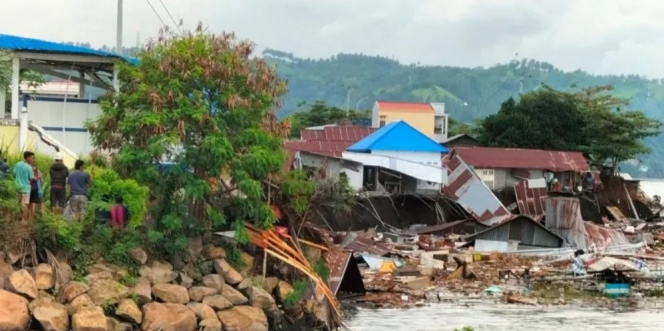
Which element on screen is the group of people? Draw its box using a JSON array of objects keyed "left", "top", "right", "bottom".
[{"left": 13, "top": 151, "right": 91, "bottom": 224}]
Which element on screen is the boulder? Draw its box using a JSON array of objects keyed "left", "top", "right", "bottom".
[
  {"left": 186, "top": 302, "right": 218, "bottom": 321},
  {"left": 116, "top": 298, "right": 142, "bottom": 324},
  {"left": 217, "top": 306, "right": 267, "bottom": 331},
  {"left": 202, "top": 295, "right": 233, "bottom": 311},
  {"left": 236, "top": 278, "right": 253, "bottom": 290},
  {"left": 178, "top": 272, "right": 194, "bottom": 289},
  {"left": 106, "top": 317, "right": 133, "bottom": 331},
  {"left": 245, "top": 286, "right": 277, "bottom": 311},
  {"left": 152, "top": 284, "right": 189, "bottom": 304},
  {"left": 0, "top": 289, "right": 30, "bottom": 331},
  {"left": 33, "top": 264, "right": 56, "bottom": 290},
  {"left": 84, "top": 271, "right": 114, "bottom": 284},
  {"left": 67, "top": 294, "right": 95, "bottom": 316},
  {"left": 213, "top": 259, "right": 243, "bottom": 285},
  {"left": 88, "top": 263, "right": 128, "bottom": 281},
  {"left": 29, "top": 297, "right": 69, "bottom": 331},
  {"left": 239, "top": 252, "right": 255, "bottom": 275},
  {"left": 203, "top": 245, "right": 226, "bottom": 260},
  {"left": 139, "top": 266, "right": 177, "bottom": 285},
  {"left": 199, "top": 318, "right": 222, "bottom": 331},
  {"left": 221, "top": 284, "right": 248, "bottom": 305},
  {"left": 149, "top": 261, "right": 173, "bottom": 271},
  {"left": 5, "top": 248, "right": 25, "bottom": 265},
  {"left": 130, "top": 278, "right": 152, "bottom": 305},
  {"left": 275, "top": 281, "right": 294, "bottom": 303},
  {"left": 71, "top": 306, "right": 108, "bottom": 331},
  {"left": 189, "top": 286, "right": 218, "bottom": 302},
  {"left": 251, "top": 276, "right": 278, "bottom": 294},
  {"left": 202, "top": 274, "right": 225, "bottom": 291},
  {"left": 141, "top": 302, "right": 197, "bottom": 331},
  {"left": 187, "top": 236, "right": 203, "bottom": 262},
  {"left": 87, "top": 279, "right": 129, "bottom": 305},
  {"left": 6, "top": 269, "right": 37, "bottom": 299},
  {"left": 181, "top": 263, "right": 203, "bottom": 283},
  {"left": 59, "top": 281, "right": 90, "bottom": 303},
  {"left": 129, "top": 248, "right": 148, "bottom": 265},
  {"left": 0, "top": 261, "right": 14, "bottom": 289},
  {"left": 52, "top": 261, "right": 73, "bottom": 287}
]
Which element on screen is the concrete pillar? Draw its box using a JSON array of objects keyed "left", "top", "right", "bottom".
[
  {"left": 10, "top": 57, "right": 20, "bottom": 119},
  {"left": 78, "top": 71, "right": 86, "bottom": 98},
  {"left": 19, "top": 103, "right": 27, "bottom": 151},
  {"left": 0, "top": 88, "right": 5, "bottom": 117},
  {"left": 112, "top": 66, "right": 119, "bottom": 92}
]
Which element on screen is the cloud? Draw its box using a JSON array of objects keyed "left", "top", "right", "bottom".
[{"left": 2, "top": 0, "right": 664, "bottom": 77}]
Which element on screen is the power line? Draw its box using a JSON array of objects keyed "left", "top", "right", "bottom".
[
  {"left": 157, "top": 0, "right": 183, "bottom": 33},
  {"left": 145, "top": 0, "right": 168, "bottom": 29}
]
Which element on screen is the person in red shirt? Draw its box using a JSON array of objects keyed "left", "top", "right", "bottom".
[{"left": 110, "top": 196, "right": 130, "bottom": 229}]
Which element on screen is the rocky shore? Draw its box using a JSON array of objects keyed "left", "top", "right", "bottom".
[{"left": 0, "top": 241, "right": 328, "bottom": 331}]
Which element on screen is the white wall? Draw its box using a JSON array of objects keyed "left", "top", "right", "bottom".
[
  {"left": 341, "top": 163, "right": 364, "bottom": 191},
  {"left": 371, "top": 150, "right": 442, "bottom": 190},
  {"left": 371, "top": 102, "right": 380, "bottom": 128},
  {"left": 26, "top": 98, "right": 100, "bottom": 156}
]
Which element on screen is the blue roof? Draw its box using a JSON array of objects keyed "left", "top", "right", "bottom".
[
  {"left": 347, "top": 120, "right": 448, "bottom": 153},
  {"left": 0, "top": 34, "right": 138, "bottom": 64}
]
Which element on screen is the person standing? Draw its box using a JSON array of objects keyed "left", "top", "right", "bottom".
[
  {"left": 110, "top": 196, "right": 130, "bottom": 229},
  {"left": 49, "top": 153, "right": 69, "bottom": 214},
  {"left": 0, "top": 151, "right": 10, "bottom": 178},
  {"left": 14, "top": 151, "right": 35, "bottom": 223},
  {"left": 68, "top": 160, "right": 91, "bottom": 221},
  {"left": 30, "top": 165, "right": 45, "bottom": 216}
]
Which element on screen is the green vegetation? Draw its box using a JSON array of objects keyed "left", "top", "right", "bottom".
[
  {"left": 283, "top": 278, "right": 310, "bottom": 305},
  {"left": 477, "top": 86, "right": 661, "bottom": 173},
  {"left": 454, "top": 327, "right": 475, "bottom": 331},
  {"left": 287, "top": 101, "right": 370, "bottom": 137}
]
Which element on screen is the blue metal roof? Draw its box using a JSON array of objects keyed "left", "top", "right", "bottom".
[
  {"left": 347, "top": 120, "right": 449, "bottom": 153},
  {"left": 0, "top": 34, "right": 137, "bottom": 64}
]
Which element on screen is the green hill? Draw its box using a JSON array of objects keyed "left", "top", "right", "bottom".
[{"left": 264, "top": 49, "right": 664, "bottom": 178}]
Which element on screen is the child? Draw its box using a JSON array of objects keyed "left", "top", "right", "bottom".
[{"left": 110, "top": 196, "right": 130, "bottom": 229}]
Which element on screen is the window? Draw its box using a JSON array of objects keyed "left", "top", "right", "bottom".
[
  {"left": 379, "top": 120, "right": 386, "bottom": 127},
  {"left": 379, "top": 115, "right": 387, "bottom": 120}
]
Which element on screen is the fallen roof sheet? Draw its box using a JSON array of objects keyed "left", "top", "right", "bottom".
[
  {"left": 587, "top": 257, "right": 638, "bottom": 272},
  {"left": 450, "top": 147, "right": 589, "bottom": 172},
  {"left": 326, "top": 250, "right": 352, "bottom": 295},
  {"left": 441, "top": 153, "right": 511, "bottom": 226},
  {"left": 514, "top": 180, "right": 548, "bottom": 218},
  {"left": 338, "top": 232, "right": 391, "bottom": 256}
]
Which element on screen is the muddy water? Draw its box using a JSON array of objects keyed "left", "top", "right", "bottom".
[{"left": 344, "top": 301, "right": 664, "bottom": 331}]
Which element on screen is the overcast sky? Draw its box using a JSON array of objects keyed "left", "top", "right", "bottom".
[{"left": 2, "top": 0, "right": 664, "bottom": 77}]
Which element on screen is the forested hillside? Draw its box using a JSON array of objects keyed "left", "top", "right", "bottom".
[{"left": 263, "top": 49, "right": 664, "bottom": 178}]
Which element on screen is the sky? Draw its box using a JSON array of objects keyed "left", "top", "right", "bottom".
[{"left": 2, "top": 0, "right": 664, "bottom": 77}]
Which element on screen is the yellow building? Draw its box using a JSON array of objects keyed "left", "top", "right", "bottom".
[{"left": 371, "top": 101, "right": 449, "bottom": 142}]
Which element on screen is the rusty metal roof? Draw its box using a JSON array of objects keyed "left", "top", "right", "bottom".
[
  {"left": 514, "top": 180, "right": 548, "bottom": 218},
  {"left": 441, "top": 153, "right": 511, "bottom": 226},
  {"left": 544, "top": 196, "right": 630, "bottom": 250},
  {"left": 450, "top": 147, "right": 589, "bottom": 172},
  {"left": 326, "top": 250, "right": 353, "bottom": 295},
  {"left": 338, "top": 232, "right": 391, "bottom": 256},
  {"left": 300, "top": 125, "right": 376, "bottom": 142}
]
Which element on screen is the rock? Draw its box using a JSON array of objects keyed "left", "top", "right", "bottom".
[
  {"left": 152, "top": 284, "right": 189, "bottom": 304},
  {"left": 237, "top": 278, "right": 252, "bottom": 290},
  {"left": 217, "top": 306, "right": 267, "bottom": 331},
  {"left": 186, "top": 302, "right": 218, "bottom": 321},
  {"left": 67, "top": 294, "right": 95, "bottom": 315},
  {"left": 275, "top": 281, "right": 294, "bottom": 303},
  {"left": 106, "top": 317, "right": 133, "bottom": 331},
  {"left": 33, "top": 264, "right": 56, "bottom": 290},
  {"left": 84, "top": 271, "right": 114, "bottom": 284},
  {"left": 116, "top": 299, "right": 142, "bottom": 324},
  {"left": 181, "top": 263, "right": 203, "bottom": 283},
  {"left": 6, "top": 269, "right": 37, "bottom": 299},
  {"left": 188, "top": 237, "right": 204, "bottom": 262},
  {"left": 203, "top": 245, "right": 226, "bottom": 260},
  {"left": 506, "top": 294, "right": 538, "bottom": 306},
  {"left": 246, "top": 286, "right": 277, "bottom": 311},
  {"left": 71, "top": 306, "right": 107, "bottom": 331},
  {"left": 88, "top": 263, "right": 128, "bottom": 281},
  {"left": 200, "top": 318, "right": 222, "bottom": 331},
  {"left": 129, "top": 248, "right": 148, "bottom": 265},
  {"left": 87, "top": 279, "right": 129, "bottom": 305},
  {"left": 221, "top": 284, "right": 248, "bottom": 305},
  {"left": 38, "top": 290, "right": 56, "bottom": 300},
  {"left": 178, "top": 272, "right": 194, "bottom": 289},
  {"left": 189, "top": 286, "right": 218, "bottom": 302},
  {"left": 252, "top": 276, "right": 279, "bottom": 294},
  {"left": 169, "top": 255, "right": 186, "bottom": 272},
  {"left": 0, "top": 289, "right": 30, "bottom": 331},
  {"left": 202, "top": 295, "right": 233, "bottom": 311},
  {"left": 53, "top": 261, "right": 73, "bottom": 287},
  {"left": 139, "top": 266, "right": 178, "bottom": 285},
  {"left": 303, "top": 247, "right": 322, "bottom": 262},
  {"left": 213, "top": 259, "right": 243, "bottom": 285},
  {"left": 130, "top": 278, "right": 152, "bottom": 305},
  {"left": 202, "top": 274, "right": 225, "bottom": 291},
  {"left": 141, "top": 302, "right": 197, "bottom": 331},
  {"left": 150, "top": 261, "right": 173, "bottom": 271},
  {"left": 0, "top": 261, "right": 14, "bottom": 289},
  {"left": 6, "top": 248, "right": 25, "bottom": 265},
  {"left": 59, "top": 281, "right": 90, "bottom": 303},
  {"left": 29, "top": 297, "right": 69, "bottom": 331},
  {"left": 239, "top": 252, "right": 255, "bottom": 274}
]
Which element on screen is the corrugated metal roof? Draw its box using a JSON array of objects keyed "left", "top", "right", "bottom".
[
  {"left": 514, "top": 180, "right": 548, "bottom": 218},
  {"left": 450, "top": 147, "right": 589, "bottom": 172},
  {"left": 0, "top": 34, "right": 137, "bottom": 64},
  {"left": 347, "top": 120, "right": 448, "bottom": 153},
  {"left": 326, "top": 250, "right": 352, "bottom": 295},
  {"left": 465, "top": 215, "right": 564, "bottom": 248},
  {"left": 544, "top": 197, "right": 631, "bottom": 250},
  {"left": 376, "top": 101, "right": 434, "bottom": 113},
  {"left": 300, "top": 126, "right": 376, "bottom": 142},
  {"left": 284, "top": 140, "right": 351, "bottom": 158},
  {"left": 338, "top": 232, "right": 391, "bottom": 256},
  {"left": 441, "top": 153, "right": 511, "bottom": 226}
]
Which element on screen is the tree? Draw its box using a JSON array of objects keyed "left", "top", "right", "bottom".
[
  {"left": 88, "top": 25, "right": 291, "bottom": 252},
  {"left": 287, "top": 101, "right": 370, "bottom": 137}
]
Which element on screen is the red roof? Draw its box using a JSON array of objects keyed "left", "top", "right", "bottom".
[
  {"left": 376, "top": 101, "right": 434, "bottom": 113},
  {"left": 286, "top": 125, "right": 376, "bottom": 158},
  {"left": 450, "top": 147, "right": 589, "bottom": 172}
]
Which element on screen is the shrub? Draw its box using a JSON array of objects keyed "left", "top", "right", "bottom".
[{"left": 87, "top": 166, "right": 148, "bottom": 227}]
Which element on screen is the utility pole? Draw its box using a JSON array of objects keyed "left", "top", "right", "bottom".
[
  {"left": 343, "top": 84, "right": 356, "bottom": 113},
  {"left": 116, "top": 0, "right": 123, "bottom": 55}
]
